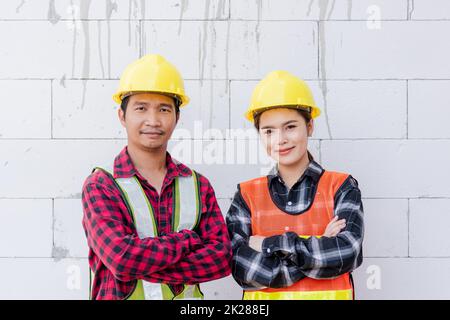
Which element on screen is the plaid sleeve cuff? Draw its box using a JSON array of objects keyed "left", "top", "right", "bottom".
[{"left": 262, "top": 232, "right": 299, "bottom": 259}]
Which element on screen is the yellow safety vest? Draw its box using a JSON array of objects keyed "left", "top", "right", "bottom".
[
  {"left": 89, "top": 165, "right": 204, "bottom": 300},
  {"left": 240, "top": 171, "right": 354, "bottom": 300}
]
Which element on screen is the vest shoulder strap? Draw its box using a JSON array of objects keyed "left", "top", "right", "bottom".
[
  {"left": 239, "top": 176, "right": 268, "bottom": 196},
  {"left": 318, "top": 171, "right": 350, "bottom": 195},
  {"left": 92, "top": 164, "right": 115, "bottom": 179},
  {"left": 172, "top": 170, "right": 202, "bottom": 232}
]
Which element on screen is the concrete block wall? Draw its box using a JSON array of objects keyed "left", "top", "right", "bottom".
[{"left": 0, "top": 0, "right": 449, "bottom": 299}]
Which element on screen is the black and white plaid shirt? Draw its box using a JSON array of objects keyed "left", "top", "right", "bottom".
[{"left": 226, "top": 160, "right": 364, "bottom": 290}]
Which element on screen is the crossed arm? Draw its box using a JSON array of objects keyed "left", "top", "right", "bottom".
[
  {"left": 226, "top": 177, "right": 364, "bottom": 290},
  {"left": 82, "top": 177, "right": 232, "bottom": 285}
]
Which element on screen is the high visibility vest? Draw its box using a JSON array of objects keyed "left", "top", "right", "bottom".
[
  {"left": 89, "top": 165, "right": 204, "bottom": 300},
  {"left": 239, "top": 171, "right": 354, "bottom": 300}
]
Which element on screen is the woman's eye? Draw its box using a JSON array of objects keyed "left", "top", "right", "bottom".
[
  {"left": 136, "top": 106, "right": 145, "bottom": 111},
  {"left": 265, "top": 130, "right": 272, "bottom": 135},
  {"left": 286, "top": 125, "right": 296, "bottom": 130},
  {"left": 161, "top": 107, "right": 171, "bottom": 113}
]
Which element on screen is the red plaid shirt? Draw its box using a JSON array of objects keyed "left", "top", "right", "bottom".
[{"left": 82, "top": 146, "right": 232, "bottom": 300}]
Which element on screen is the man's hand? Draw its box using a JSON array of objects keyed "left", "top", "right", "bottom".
[
  {"left": 249, "top": 235, "right": 266, "bottom": 252},
  {"left": 323, "top": 215, "right": 346, "bottom": 237}
]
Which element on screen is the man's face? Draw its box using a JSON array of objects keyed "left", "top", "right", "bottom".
[{"left": 118, "top": 92, "right": 178, "bottom": 152}]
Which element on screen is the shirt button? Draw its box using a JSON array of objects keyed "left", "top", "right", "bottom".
[
  {"left": 285, "top": 226, "right": 290, "bottom": 231},
  {"left": 267, "top": 248, "right": 271, "bottom": 253},
  {"left": 287, "top": 201, "right": 292, "bottom": 206}
]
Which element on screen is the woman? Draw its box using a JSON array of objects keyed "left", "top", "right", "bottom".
[{"left": 226, "top": 70, "right": 364, "bottom": 300}]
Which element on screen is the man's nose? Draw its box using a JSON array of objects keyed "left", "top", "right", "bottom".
[{"left": 144, "top": 109, "right": 161, "bottom": 126}]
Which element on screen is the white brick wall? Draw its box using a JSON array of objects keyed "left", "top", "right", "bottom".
[
  {"left": 410, "top": 0, "right": 450, "bottom": 20},
  {"left": 322, "top": 21, "right": 450, "bottom": 79},
  {"left": 409, "top": 199, "right": 450, "bottom": 257},
  {"left": 362, "top": 199, "right": 409, "bottom": 257},
  {"left": 0, "top": 80, "right": 52, "bottom": 138},
  {"left": 0, "top": 199, "right": 53, "bottom": 257},
  {"left": 353, "top": 258, "right": 450, "bottom": 299},
  {"left": 231, "top": 0, "right": 407, "bottom": 20},
  {"left": 1, "top": 0, "right": 449, "bottom": 300},
  {"left": 408, "top": 80, "right": 450, "bottom": 138}
]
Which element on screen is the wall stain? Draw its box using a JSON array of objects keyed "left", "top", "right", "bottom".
[
  {"left": 225, "top": 18, "right": 230, "bottom": 94},
  {"left": 97, "top": 21, "right": 105, "bottom": 78},
  {"left": 70, "top": 0, "right": 77, "bottom": 79},
  {"left": 79, "top": 0, "right": 92, "bottom": 110},
  {"left": 128, "top": 0, "right": 137, "bottom": 47},
  {"left": 199, "top": 0, "right": 211, "bottom": 85},
  {"left": 216, "top": 0, "right": 226, "bottom": 19},
  {"left": 208, "top": 25, "right": 217, "bottom": 129},
  {"left": 16, "top": 0, "right": 26, "bottom": 13},
  {"left": 178, "top": 0, "right": 189, "bottom": 35},
  {"left": 140, "top": 0, "right": 146, "bottom": 55},
  {"left": 318, "top": 0, "right": 336, "bottom": 139},
  {"left": 307, "top": 0, "right": 314, "bottom": 17},
  {"left": 347, "top": 0, "right": 353, "bottom": 20},
  {"left": 47, "top": 0, "right": 61, "bottom": 24},
  {"left": 106, "top": 0, "right": 117, "bottom": 76},
  {"left": 52, "top": 246, "right": 70, "bottom": 262},
  {"left": 255, "top": 0, "right": 262, "bottom": 50},
  {"left": 408, "top": 0, "right": 415, "bottom": 20},
  {"left": 60, "top": 74, "right": 66, "bottom": 88}
]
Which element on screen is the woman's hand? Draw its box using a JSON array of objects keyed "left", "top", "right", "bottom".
[
  {"left": 249, "top": 235, "right": 266, "bottom": 252},
  {"left": 323, "top": 215, "right": 346, "bottom": 237}
]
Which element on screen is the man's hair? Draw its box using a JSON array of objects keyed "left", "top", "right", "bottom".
[{"left": 120, "top": 94, "right": 181, "bottom": 117}]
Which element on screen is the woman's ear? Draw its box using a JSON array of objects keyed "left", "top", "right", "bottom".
[{"left": 307, "top": 119, "right": 314, "bottom": 137}]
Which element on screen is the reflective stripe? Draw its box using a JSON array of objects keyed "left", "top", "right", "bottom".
[
  {"left": 174, "top": 173, "right": 201, "bottom": 231},
  {"left": 115, "top": 176, "right": 158, "bottom": 239},
  {"left": 142, "top": 282, "right": 163, "bottom": 300},
  {"left": 181, "top": 285, "right": 195, "bottom": 299},
  {"left": 243, "top": 289, "right": 353, "bottom": 300},
  {"left": 114, "top": 176, "right": 163, "bottom": 300},
  {"left": 174, "top": 284, "right": 203, "bottom": 300}
]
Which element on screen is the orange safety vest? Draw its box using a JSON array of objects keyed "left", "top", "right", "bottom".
[{"left": 239, "top": 171, "right": 354, "bottom": 300}]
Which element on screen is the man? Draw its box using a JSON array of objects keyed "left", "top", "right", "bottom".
[{"left": 82, "top": 54, "right": 232, "bottom": 300}]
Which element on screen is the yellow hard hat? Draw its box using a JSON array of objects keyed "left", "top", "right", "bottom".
[
  {"left": 245, "top": 70, "right": 321, "bottom": 122},
  {"left": 113, "top": 54, "right": 190, "bottom": 107}
]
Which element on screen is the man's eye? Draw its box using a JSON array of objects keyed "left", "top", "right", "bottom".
[
  {"left": 265, "top": 129, "right": 272, "bottom": 135},
  {"left": 286, "top": 125, "right": 296, "bottom": 130},
  {"left": 136, "top": 106, "right": 145, "bottom": 111}
]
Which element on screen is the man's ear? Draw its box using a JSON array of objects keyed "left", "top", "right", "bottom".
[{"left": 118, "top": 108, "right": 126, "bottom": 127}]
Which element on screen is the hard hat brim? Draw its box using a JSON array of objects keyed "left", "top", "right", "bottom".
[
  {"left": 245, "top": 105, "right": 321, "bottom": 122},
  {"left": 113, "top": 91, "right": 190, "bottom": 107}
]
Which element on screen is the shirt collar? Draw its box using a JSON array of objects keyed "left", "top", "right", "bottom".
[
  {"left": 113, "top": 146, "right": 192, "bottom": 180},
  {"left": 267, "top": 159, "right": 324, "bottom": 186}
]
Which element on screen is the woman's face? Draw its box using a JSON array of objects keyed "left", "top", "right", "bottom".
[{"left": 258, "top": 108, "right": 314, "bottom": 167}]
